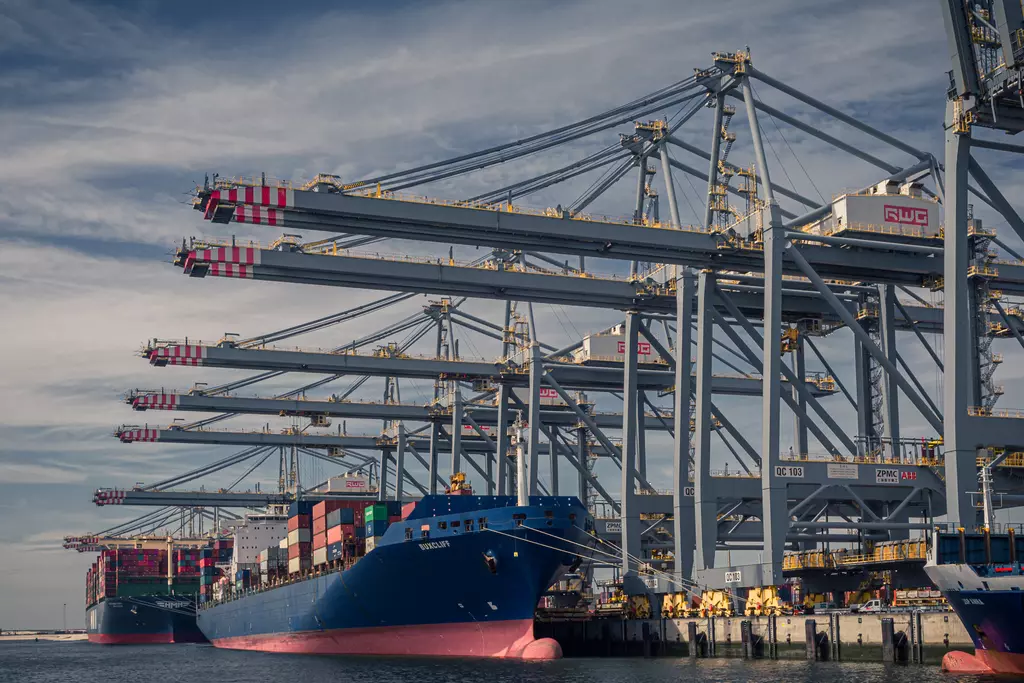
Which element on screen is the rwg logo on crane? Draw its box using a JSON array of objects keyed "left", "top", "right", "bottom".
[{"left": 883, "top": 205, "right": 929, "bottom": 226}]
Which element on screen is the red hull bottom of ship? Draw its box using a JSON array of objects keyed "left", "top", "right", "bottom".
[
  {"left": 209, "top": 618, "right": 562, "bottom": 659},
  {"left": 88, "top": 633, "right": 175, "bottom": 645},
  {"left": 943, "top": 649, "right": 1024, "bottom": 674}
]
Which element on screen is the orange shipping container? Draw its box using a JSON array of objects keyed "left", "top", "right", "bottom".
[
  {"left": 327, "top": 526, "right": 343, "bottom": 546},
  {"left": 313, "top": 500, "right": 349, "bottom": 519},
  {"left": 288, "top": 542, "right": 311, "bottom": 560},
  {"left": 313, "top": 516, "right": 327, "bottom": 535},
  {"left": 313, "top": 532, "right": 327, "bottom": 551},
  {"left": 288, "top": 514, "right": 310, "bottom": 532}
]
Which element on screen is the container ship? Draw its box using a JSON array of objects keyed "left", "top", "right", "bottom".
[
  {"left": 197, "top": 485, "right": 592, "bottom": 659},
  {"left": 925, "top": 527, "right": 1024, "bottom": 674},
  {"left": 86, "top": 544, "right": 210, "bottom": 644}
]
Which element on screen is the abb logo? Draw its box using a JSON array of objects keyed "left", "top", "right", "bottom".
[
  {"left": 901, "top": 471, "right": 917, "bottom": 481},
  {"left": 883, "top": 205, "right": 929, "bottom": 226},
  {"left": 616, "top": 341, "right": 652, "bottom": 355},
  {"left": 345, "top": 480, "right": 367, "bottom": 489},
  {"left": 539, "top": 388, "right": 559, "bottom": 398}
]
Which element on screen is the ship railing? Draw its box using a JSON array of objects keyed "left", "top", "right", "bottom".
[{"left": 930, "top": 521, "right": 1024, "bottom": 535}]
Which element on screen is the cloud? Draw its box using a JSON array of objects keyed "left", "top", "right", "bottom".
[{"left": 0, "top": 462, "right": 88, "bottom": 485}]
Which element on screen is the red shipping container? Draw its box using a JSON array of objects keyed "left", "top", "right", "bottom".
[
  {"left": 313, "top": 500, "right": 349, "bottom": 519},
  {"left": 313, "top": 516, "right": 327, "bottom": 535},
  {"left": 288, "top": 514, "right": 311, "bottom": 532},
  {"left": 388, "top": 515, "right": 401, "bottom": 524},
  {"left": 313, "top": 532, "right": 327, "bottom": 551},
  {"left": 326, "top": 526, "right": 343, "bottom": 546},
  {"left": 340, "top": 524, "right": 356, "bottom": 540},
  {"left": 288, "top": 542, "right": 311, "bottom": 560}
]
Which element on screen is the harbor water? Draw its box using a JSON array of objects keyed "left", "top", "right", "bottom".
[{"left": 0, "top": 640, "right": 1004, "bottom": 683}]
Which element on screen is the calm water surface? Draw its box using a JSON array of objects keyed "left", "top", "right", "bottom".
[{"left": 0, "top": 641, "right": 1007, "bottom": 683}]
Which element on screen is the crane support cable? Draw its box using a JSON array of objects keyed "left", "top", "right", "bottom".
[
  {"left": 237, "top": 292, "right": 416, "bottom": 348},
  {"left": 466, "top": 144, "right": 625, "bottom": 204},
  {"left": 351, "top": 77, "right": 703, "bottom": 189}
]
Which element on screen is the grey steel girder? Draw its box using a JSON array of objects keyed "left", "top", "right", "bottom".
[
  {"left": 193, "top": 189, "right": 1024, "bottom": 291},
  {"left": 178, "top": 246, "right": 1024, "bottom": 332},
  {"left": 93, "top": 490, "right": 300, "bottom": 507},
  {"left": 114, "top": 425, "right": 592, "bottom": 455},
  {"left": 143, "top": 343, "right": 835, "bottom": 396}
]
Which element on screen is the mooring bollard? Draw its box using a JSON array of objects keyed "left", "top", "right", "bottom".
[
  {"left": 913, "top": 611, "right": 924, "bottom": 664},
  {"left": 805, "top": 619, "right": 817, "bottom": 661},
  {"left": 829, "top": 612, "right": 842, "bottom": 661},
  {"left": 881, "top": 617, "right": 896, "bottom": 662},
  {"left": 687, "top": 621, "right": 698, "bottom": 658}
]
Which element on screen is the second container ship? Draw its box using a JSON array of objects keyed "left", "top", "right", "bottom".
[
  {"left": 85, "top": 543, "right": 209, "bottom": 644},
  {"left": 198, "top": 483, "right": 592, "bottom": 659}
]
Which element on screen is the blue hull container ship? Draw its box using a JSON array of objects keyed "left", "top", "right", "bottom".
[
  {"left": 197, "top": 493, "right": 593, "bottom": 659},
  {"left": 87, "top": 595, "right": 206, "bottom": 645},
  {"left": 925, "top": 527, "right": 1024, "bottom": 674}
]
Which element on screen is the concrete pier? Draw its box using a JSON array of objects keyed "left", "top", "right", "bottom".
[{"left": 535, "top": 611, "right": 972, "bottom": 662}]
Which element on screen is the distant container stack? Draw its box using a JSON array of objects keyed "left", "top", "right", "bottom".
[
  {"left": 199, "top": 540, "right": 231, "bottom": 604},
  {"left": 85, "top": 546, "right": 207, "bottom": 645}
]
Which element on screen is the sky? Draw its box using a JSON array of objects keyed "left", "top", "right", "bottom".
[{"left": 1, "top": 0, "right": 1022, "bottom": 629}]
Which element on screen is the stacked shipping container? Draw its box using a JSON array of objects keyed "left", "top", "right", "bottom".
[
  {"left": 363, "top": 502, "right": 403, "bottom": 552},
  {"left": 259, "top": 546, "right": 287, "bottom": 584},
  {"left": 287, "top": 501, "right": 314, "bottom": 575},
  {"left": 199, "top": 539, "right": 231, "bottom": 604},
  {"left": 312, "top": 500, "right": 368, "bottom": 568},
  {"left": 85, "top": 547, "right": 213, "bottom": 605}
]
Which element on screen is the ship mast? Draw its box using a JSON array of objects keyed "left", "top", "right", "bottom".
[
  {"left": 513, "top": 411, "right": 528, "bottom": 507},
  {"left": 980, "top": 459, "right": 995, "bottom": 531}
]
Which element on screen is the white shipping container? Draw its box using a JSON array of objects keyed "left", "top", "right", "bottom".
[
  {"left": 365, "top": 536, "right": 377, "bottom": 553},
  {"left": 313, "top": 547, "right": 328, "bottom": 566},
  {"left": 574, "top": 332, "right": 656, "bottom": 364},
  {"left": 287, "top": 528, "right": 311, "bottom": 546},
  {"left": 288, "top": 557, "right": 310, "bottom": 575},
  {"left": 507, "top": 387, "right": 568, "bottom": 408},
  {"left": 461, "top": 424, "right": 495, "bottom": 437},
  {"left": 325, "top": 475, "right": 369, "bottom": 493},
  {"left": 813, "top": 193, "right": 940, "bottom": 238}
]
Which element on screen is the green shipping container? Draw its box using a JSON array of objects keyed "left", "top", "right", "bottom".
[{"left": 364, "top": 504, "right": 388, "bottom": 523}]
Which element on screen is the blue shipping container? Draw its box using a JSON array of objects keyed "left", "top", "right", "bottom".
[
  {"left": 327, "top": 542, "right": 344, "bottom": 562},
  {"left": 340, "top": 508, "right": 355, "bottom": 524},
  {"left": 355, "top": 526, "right": 366, "bottom": 539},
  {"left": 366, "top": 519, "right": 388, "bottom": 538},
  {"left": 288, "top": 501, "right": 316, "bottom": 517}
]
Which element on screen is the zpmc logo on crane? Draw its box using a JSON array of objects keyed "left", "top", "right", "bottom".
[
  {"left": 883, "top": 205, "right": 929, "bottom": 226},
  {"left": 616, "top": 341, "right": 652, "bottom": 355}
]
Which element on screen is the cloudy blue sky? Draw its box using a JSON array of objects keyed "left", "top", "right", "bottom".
[{"left": 1, "top": 0, "right": 1022, "bottom": 629}]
